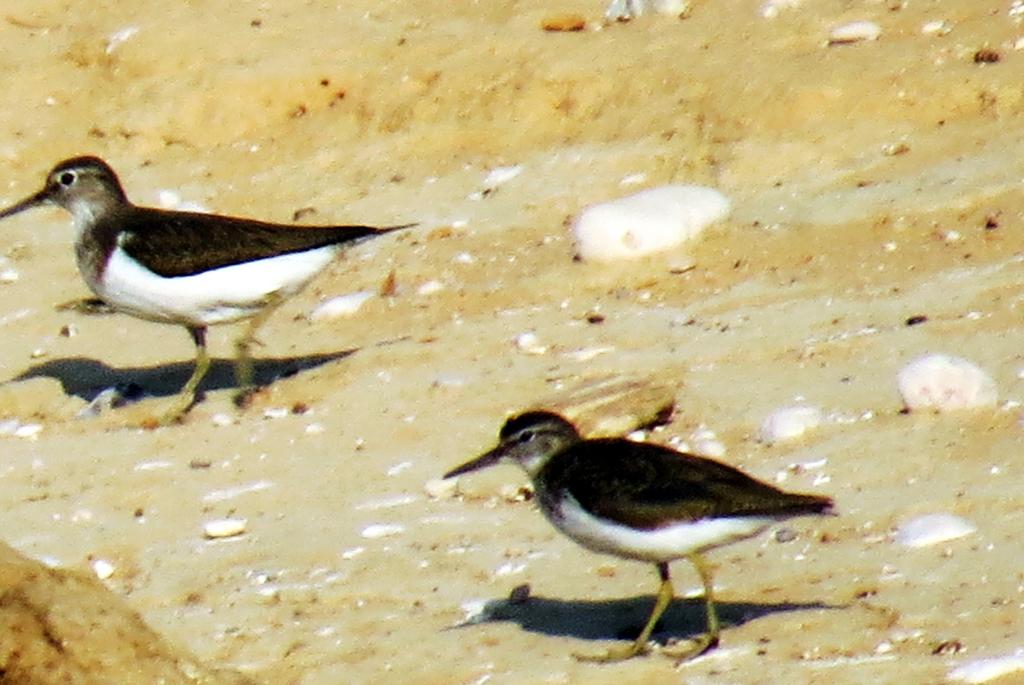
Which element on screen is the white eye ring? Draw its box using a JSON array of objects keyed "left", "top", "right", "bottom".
[{"left": 57, "top": 171, "right": 76, "bottom": 187}]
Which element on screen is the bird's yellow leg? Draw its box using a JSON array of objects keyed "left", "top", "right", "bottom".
[
  {"left": 575, "top": 562, "right": 674, "bottom": 663},
  {"left": 665, "top": 553, "right": 720, "bottom": 663},
  {"left": 159, "top": 327, "right": 209, "bottom": 425},
  {"left": 233, "top": 294, "right": 283, "bottom": 408}
]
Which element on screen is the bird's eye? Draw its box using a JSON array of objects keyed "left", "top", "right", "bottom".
[
  {"left": 517, "top": 430, "right": 535, "bottom": 443},
  {"left": 57, "top": 171, "right": 76, "bottom": 187}
]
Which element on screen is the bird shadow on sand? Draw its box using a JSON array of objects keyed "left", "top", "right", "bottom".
[
  {"left": 450, "top": 592, "right": 840, "bottom": 646},
  {"left": 11, "top": 350, "right": 356, "bottom": 403}
]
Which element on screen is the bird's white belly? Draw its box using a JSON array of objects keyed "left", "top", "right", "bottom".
[
  {"left": 548, "top": 493, "right": 773, "bottom": 563},
  {"left": 91, "top": 244, "right": 338, "bottom": 326}
]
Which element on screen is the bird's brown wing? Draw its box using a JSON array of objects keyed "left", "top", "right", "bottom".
[
  {"left": 112, "top": 207, "right": 411, "bottom": 277},
  {"left": 544, "top": 439, "right": 832, "bottom": 530}
]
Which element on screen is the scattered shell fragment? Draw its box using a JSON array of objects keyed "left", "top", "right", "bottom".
[
  {"left": 202, "top": 480, "right": 273, "bottom": 503},
  {"left": 515, "top": 332, "right": 548, "bottom": 354},
  {"left": 360, "top": 523, "right": 404, "bottom": 539},
  {"left": 896, "top": 513, "right": 976, "bottom": 548},
  {"left": 482, "top": 165, "right": 523, "bottom": 189},
  {"left": 897, "top": 354, "right": 997, "bottom": 411},
  {"left": 203, "top": 518, "right": 247, "bottom": 539},
  {"left": 416, "top": 279, "right": 445, "bottom": 296},
  {"left": 761, "top": 0, "right": 802, "bottom": 19},
  {"left": 105, "top": 26, "right": 139, "bottom": 54},
  {"left": 921, "top": 20, "right": 951, "bottom": 36},
  {"left": 563, "top": 345, "right": 614, "bottom": 362},
  {"left": 948, "top": 651, "right": 1024, "bottom": 683},
  {"left": 760, "top": 406, "right": 822, "bottom": 444},
  {"left": 606, "top": 0, "right": 691, "bottom": 20},
  {"left": 309, "top": 291, "right": 374, "bottom": 321},
  {"left": 424, "top": 477, "right": 458, "bottom": 499},
  {"left": 828, "top": 20, "right": 882, "bottom": 45},
  {"left": 571, "top": 185, "right": 730, "bottom": 262}
]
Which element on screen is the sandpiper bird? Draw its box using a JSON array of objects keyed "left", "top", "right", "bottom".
[
  {"left": 444, "top": 410, "right": 833, "bottom": 663},
  {"left": 0, "top": 156, "right": 412, "bottom": 423}
]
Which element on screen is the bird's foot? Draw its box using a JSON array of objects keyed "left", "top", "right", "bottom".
[
  {"left": 233, "top": 386, "right": 257, "bottom": 409},
  {"left": 153, "top": 390, "right": 202, "bottom": 426},
  {"left": 664, "top": 632, "right": 718, "bottom": 665}
]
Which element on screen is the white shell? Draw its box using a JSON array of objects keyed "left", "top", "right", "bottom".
[
  {"left": 571, "top": 185, "right": 730, "bottom": 262},
  {"left": 896, "top": 513, "right": 976, "bottom": 548},
  {"left": 897, "top": 354, "right": 997, "bottom": 411}
]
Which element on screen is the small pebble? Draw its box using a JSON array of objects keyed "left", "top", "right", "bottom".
[
  {"left": 572, "top": 185, "right": 730, "bottom": 262},
  {"left": 309, "top": 291, "right": 374, "bottom": 321},
  {"left": 760, "top": 406, "right": 822, "bottom": 444},
  {"left": 263, "top": 407, "right": 289, "bottom": 420},
  {"left": 211, "top": 413, "right": 234, "bottom": 427},
  {"left": 416, "top": 280, "right": 445, "bottom": 295},
  {"left": 897, "top": 354, "right": 997, "bottom": 411},
  {"left": 761, "top": 0, "right": 801, "bottom": 19},
  {"left": 91, "top": 559, "right": 115, "bottom": 580},
  {"left": 482, "top": 165, "right": 523, "bottom": 190},
  {"left": 361, "top": 523, "right": 404, "bottom": 539},
  {"left": 921, "top": 20, "right": 951, "bottom": 36},
  {"left": 896, "top": 513, "right": 976, "bottom": 548},
  {"left": 541, "top": 13, "right": 587, "bottom": 31},
  {"left": 828, "top": 20, "right": 881, "bottom": 45},
  {"left": 515, "top": 332, "right": 547, "bottom": 354},
  {"left": 203, "top": 518, "right": 247, "bottom": 539}
]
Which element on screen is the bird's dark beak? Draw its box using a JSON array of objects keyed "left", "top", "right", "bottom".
[
  {"left": 0, "top": 187, "right": 51, "bottom": 220},
  {"left": 443, "top": 443, "right": 510, "bottom": 479}
]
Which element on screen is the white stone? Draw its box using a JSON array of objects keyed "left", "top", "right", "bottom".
[
  {"left": 759, "top": 406, "right": 822, "bottom": 444},
  {"left": 828, "top": 20, "right": 882, "bottom": 45},
  {"left": 897, "top": 354, "right": 997, "bottom": 411},
  {"left": 571, "top": 185, "right": 730, "bottom": 262},
  {"left": 896, "top": 513, "right": 976, "bottom": 548},
  {"left": 361, "top": 523, "right": 404, "bottom": 539},
  {"left": 203, "top": 518, "right": 247, "bottom": 539},
  {"left": 309, "top": 291, "right": 374, "bottom": 321}
]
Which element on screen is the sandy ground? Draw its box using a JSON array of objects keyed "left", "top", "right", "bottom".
[{"left": 1, "top": 0, "right": 1024, "bottom": 683}]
